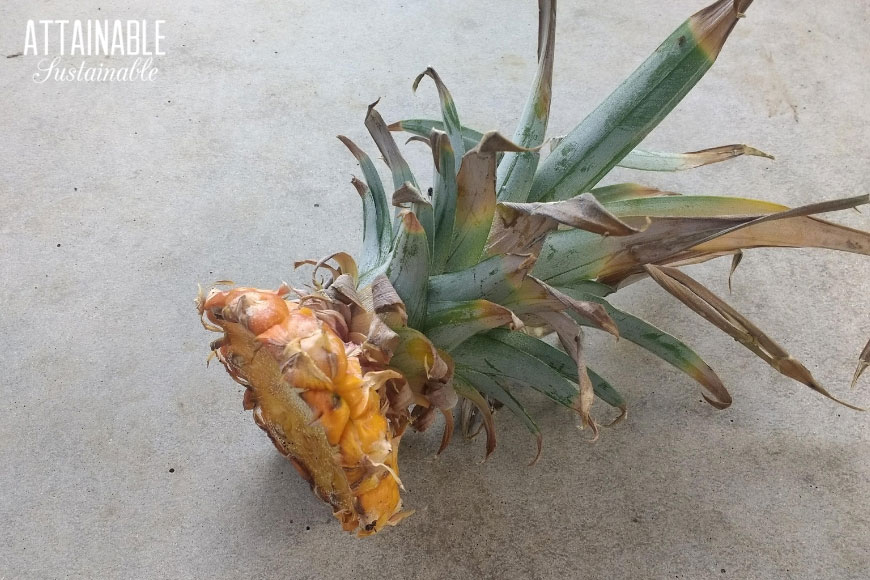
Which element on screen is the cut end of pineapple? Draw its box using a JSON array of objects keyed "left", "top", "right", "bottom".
[{"left": 200, "top": 285, "right": 410, "bottom": 536}]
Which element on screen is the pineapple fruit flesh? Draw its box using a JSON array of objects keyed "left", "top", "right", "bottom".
[{"left": 197, "top": 0, "right": 870, "bottom": 535}]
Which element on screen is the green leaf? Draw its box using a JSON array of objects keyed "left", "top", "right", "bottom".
[
  {"left": 388, "top": 118, "right": 483, "bottom": 152},
  {"left": 453, "top": 333, "right": 582, "bottom": 410},
  {"left": 554, "top": 285, "right": 732, "bottom": 409},
  {"left": 454, "top": 368, "right": 542, "bottom": 464},
  {"left": 365, "top": 101, "right": 420, "bottom": 192},
  {"left": 603, "top": 195, "right": 786, "bottom": 218},
  {"left": 348, "top": 177, "right": 392, "bottom": 275},
  {"left": 533, "top": 216, "right": 741, "bottom": 286},
  {"left": 445, "top": 133, "right": 532, "bottom": 272},
  {"left": 495, "top": 0, "right": 556, "bottom": 203},
  {"left": 429, "top": 130, "right": 459, "bottom": 274},
  {"left": 413, "top": 68, "right": 466, "bottom": 167},
  {"left": 477, "top": 328, "right": 625, "bottom": 412},
  {"left": 587, "top": 368, "right": 626, "bottom": 415},
  {"left": 337, "top": 136, "right": 393, "bottom": 275},
  {"left": 423, "top": 299, "right": 517, "bottom": 352},
  {"left": 528, "top": 0, "right": 752, "bottom": 202},
  {"left": 618, "top": 144, "right": 773, "bottom": 172},
  {"left": 386, "top": 211, "right": 429, "bottom": 329},
  {"left": 429, "top": 253, "right": 535, "bottom": 305},
  {"left": 364, "top": 101, "right": 434, "bottom": 243},
  {"left": 589, "top": 183, "right": 680, "bottom": 205}
]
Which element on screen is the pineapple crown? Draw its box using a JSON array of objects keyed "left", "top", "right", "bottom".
[
  {"left": 324, "top": 0, "right": 869, "bottom": 459},
  {"left": 200, "top": 0, "right": 869, "bottom": 535}
]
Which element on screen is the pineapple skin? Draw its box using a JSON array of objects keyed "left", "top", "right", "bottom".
[{"left": 199, "top": 286, "right": 410, "bottom": 536}]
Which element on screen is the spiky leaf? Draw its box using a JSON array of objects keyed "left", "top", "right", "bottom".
[
  {"left": 386, "top": 211, "right": 429, "bottom": 329},
  {"left": 389, "top": 119, "right": 482, "bottom": 152},
  {"left": 424, "top": 299, "right": 518, "bottom": 352},
  {"left": 413, "top": 68, "right": 465, "bottom": 167},
  {"left": 454, "top": 368, "right": 543, "bottom": 463},
  {"left": 535, "top": 195, "right": 870, "bottom": 286},
  {"left": 475, "top": 329, "right": 626, "bottom": 412},
  {"left": 644, "top": 264, "right": 862, "bottom": 409},
  {"left": 589, "top": 183, "right": 680, "bottom": 205},
  {"left": 555, "top": 285, "right": 731, "bottom": 409},
  {"left": 429, "top": 130, "right": 458, "bottom": 273},
  {"left": 364, "top": 101, "right": 434, "bottom": 242},
  {"left": 618, "top": 144, "right": 773, "bottom": 172},
  {"left": 429, "top": 253, "right": 535, "bottom": 305},
  {"left": 528, "top": 0, "right": 753, "bottom": 202},
  {"left": 496, "top": 0, "right": 556, "bottom": 203},
  {"left": 453, "top": 333, "right": 584, "bottom": 410},
  {"left": 338, "top": 136, "right": 393, "bottom": 274},
  {"left": 445, "top": 133, "right": 534, "bottom": 272}
]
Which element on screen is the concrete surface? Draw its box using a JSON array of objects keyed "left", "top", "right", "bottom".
[{"left": 1, "top": 1, "right": 868, "bottom": 578}]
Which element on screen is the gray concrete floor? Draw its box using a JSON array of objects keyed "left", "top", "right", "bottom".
[{"left": 2, "top": 1, "right": 869, "bottom": 578}]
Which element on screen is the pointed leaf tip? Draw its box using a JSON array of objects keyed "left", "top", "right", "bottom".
[
  {"left": 852, "top": 338, "right": 870, "bottom": 390},
  {"left": 436, "top": 409, "right": 455, "bottom": 455},
  {"left": 412, "top": 66, "right": 465, "bottom": 166},
  {"left": 350, "top": 176, "right": 367, "bottom": 197},
  {"left": 496, "top": 0, "right": 556, "bottom": 204},
  {"left": 728, "top": 250, "right": 744, "bottom": 293},
  {"left": 690, "top": 0, "right": 754, "bottom": 60},
  {"left": 405, "top": 135, "right": 431, "bottom": 147},
  {"left": 400, "top": 209, "right": 425, "bottom": 233},
  {"left": 337, "top": 134, "right": 363, "bottom": 158}
]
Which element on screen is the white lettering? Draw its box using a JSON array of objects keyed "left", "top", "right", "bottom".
[
  {"left": 155, "top": 20, "right": 166, "bottom": 56},
  {"left": 24, "top": 20, "right": 37, "bottom": 55},
  {"left": 126, "top": 20, "right": 139, "bottom": 56},
  {"left": 56, "top": 20, "right": 68, "bottom": 55},
  {"left": 40, "top": 20, "right": 51, "bottom": 55},
  {"left": 25, "top": 19, "right": 165, "bottom": 81},
  {"left": 33, "top": 56, "right": 62, "bottom": 83},
  {"left": 95, "top": 20, "right": 109, "bottom": 56},
  {"left": 111, "top": 20, "right": 124, "bottom": 55},
  {"left": 70, "top": 20, "right": 85, "bottom": 55}
]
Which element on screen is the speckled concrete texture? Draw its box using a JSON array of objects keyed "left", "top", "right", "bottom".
[{"left": 1, "top": 1, "right": 868, "bottom": 578}]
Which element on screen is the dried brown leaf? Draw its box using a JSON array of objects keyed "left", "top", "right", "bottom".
[
  {"left": 644, "top": 264, "right": 863, "bottom": 410},
  {"left": 371, "top": 274, "right": 408, "bottom": 327},
  {"left": 437, "top": 408, "right": 455, "bottom": 455},
  {"left": 536, "top": 311, "right": 599, "bottom": 439},
  {"left": 487, "top": 193, "right": 642, "bottom": 256},
  {"left": 852, "top": 338, "right": 870, "bottom": 390},
  {"left": 392, "top": 182, "right": 431, "bottom": 207}
]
